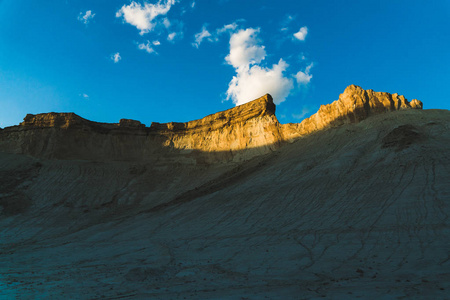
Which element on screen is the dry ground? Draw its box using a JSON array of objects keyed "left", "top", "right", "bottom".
[{"left": 1, "top": 109, "right": 450, "bottom": 299}]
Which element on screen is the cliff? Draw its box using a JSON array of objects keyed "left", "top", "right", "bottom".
[
  {"left": 282, "top": 85, "right": 423, "bottom": 140},
  {"left": 0, "top": 86, "right": 422, "bottom": 162},
  {"left": 151, "top": 94, "right": 282, "bottom": 155},
  {"left": 19, "top": 112, "right": 144, "bottom": 131}
]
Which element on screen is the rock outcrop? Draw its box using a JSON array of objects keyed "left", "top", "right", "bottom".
[
  {"left": 151, "top": 94, "right": 282, "bottom": 155},
  {"left": 282, "top": 85, "right": 423, "bottom": 140},
  {"left": 21, "top": 112, "right": 92, "bottom": 129},
  {"left": 0, "top": 86, "right": 422, "bottom": 162},
  {"left": 119, "top": 119, "right": 145, "bottom": 128}
]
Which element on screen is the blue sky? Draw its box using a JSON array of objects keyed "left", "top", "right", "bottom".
[{"left": 0, "top": 0, "right": 449, "bottom": 128}]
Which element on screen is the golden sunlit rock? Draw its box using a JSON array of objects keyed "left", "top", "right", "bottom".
[{"left": 1, "top": 86, "right": 423, "bottom": 162}]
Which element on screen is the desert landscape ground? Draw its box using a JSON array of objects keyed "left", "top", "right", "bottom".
[{"left": 1, "top": 85, "right": 449, "bottom": 299}]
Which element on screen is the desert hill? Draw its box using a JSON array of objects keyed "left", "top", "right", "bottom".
[
  {"left": 0, "top": 85, "right": 449, "bottom": 299},
  {"left": 0, "top": 85, "right": 423, "bottom": 162}
]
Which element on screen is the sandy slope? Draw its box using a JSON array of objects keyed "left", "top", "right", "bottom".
[{"left": 1, "top": 108, "right": 449, "bottom": 299}]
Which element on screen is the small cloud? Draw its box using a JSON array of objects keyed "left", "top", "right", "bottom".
[
  {"left": 138, "top": 41, "right": 158, "bottom": 54},
  {"left": 191, "top": 1, "right": 195, "bottom": 8},
  {"left": 293, "top": 26, "right": 308, "bottom": 41},
  {"left": 80, "top": 93, "right": 89, "bottom": 99},
  {"left": 116, "top": 0, "right": 176, "bottom": 35},
  {"left": 295, "top": 63, "right": 313, "bottom": 85},
  {"left": 152, "top": 40, "right": 161, "bottom": 46},
  {"left": 167, "top": 32, "right": 177, "bottom": 41},
  {"left": 162, "top": 17, "right": 171, "bottom": 29},
  {"left": 192, "top": 26, "right": 212, "bottom": 48},
  {"left": 216, "top": 22, "right": 238, "bottom": 35},
  {"left": 111, "top": 52, "right": 121, "bottom": 63},
  {"left": 192, "top": 22, "right": 238, "bottom": 48},
  {"left": 78, "top": 10, "right": 95, "bottom": 25}
]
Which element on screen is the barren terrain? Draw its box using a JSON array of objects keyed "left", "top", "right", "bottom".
[{"left": 1, "top": 86, "right": 449, "bottom": 299}]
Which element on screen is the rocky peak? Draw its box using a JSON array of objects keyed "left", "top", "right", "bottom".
[
  {"left": 20, "top": 112, "right": 86, "bottom": 129},
  {"left": 119, "top": 119, "right": 144, "bottom": 128},
  {"left": 282, "top": 85, "right": 423, "bottom": 140},
  {"left": 341, "top": 85, "right": 422, "bottom": 111}
]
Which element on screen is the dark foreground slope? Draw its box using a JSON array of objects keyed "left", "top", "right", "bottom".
[{"left": 0, "top": 87, "right": 449, "bottom": 299}]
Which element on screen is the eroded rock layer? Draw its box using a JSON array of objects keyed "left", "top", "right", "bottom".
[
  {"left": 0, "top": 86, "right": 422, "bottom": 162},
  {"left": 281, "top": 85, "right": 423, "bottom": 141}
]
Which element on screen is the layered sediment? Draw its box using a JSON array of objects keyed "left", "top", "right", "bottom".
[
  {"left": 281, "top": 85, "right": 423, "bottom": 140},
  {"left": 0, "top": 85, "right": 422, "bottom": 162},
  {"left": 2, "top": 85, "right": 450, "bottom": 300}
]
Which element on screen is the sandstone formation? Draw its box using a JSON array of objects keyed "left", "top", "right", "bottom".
[
  {"left": 1, "top": 85, "right": 448, "bottom": 299},
  {"left": 0, "top": 85, "right": 422, "bottom": 162},
  {"left": 21, "top": 112, "right": 95, "bottom": 129},
  {"left": 150, "top": 93, "right": 281, "bottom": 154},
  {"left": 282, "top": 85, "right": 423, "bottom": 141}
]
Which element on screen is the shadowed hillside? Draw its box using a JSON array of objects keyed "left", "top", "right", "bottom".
[{"left": 1, "top": 86, "right": 449, "bottom": 299}]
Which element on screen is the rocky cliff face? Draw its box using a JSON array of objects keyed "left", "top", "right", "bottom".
[
  {"left": 282, "top": 85, "right": 423, "bottom": 140},
  {"left": 20, "top": 112, "right": 144, "bottom": 131},
  {"left": 152, "top": 94, "right": 282, "bottom": 158},
  {"left": 0, "top": 86, "right": 422, "bottom": 162}
]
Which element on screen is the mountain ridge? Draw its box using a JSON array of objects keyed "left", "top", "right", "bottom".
[{"left": 0, "top": 85, "right": 423, "bottom": 162}]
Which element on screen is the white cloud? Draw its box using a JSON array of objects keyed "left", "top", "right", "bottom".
[
  {"left": 192, "top": 22, "right": 238, "bottom": 48},
  {"left": 191, "top": 1, "right": 195, "bottom": 8},
  {"left": 162, "top": 17, "right": 171, "bottom": 29},
  {"left": 80, "top": 93, "right": 89, "bottom": 99},
  {"left": 78, "top": 10, "right": 95, "bottom": 25},
  {"left": 152, "top": 40, "right": 161, "bottom": 46},
  {"left": 192, "top": 26, "right": 212, "bottom": 48},
  {"left": 167, "top": 32, "right": 177, "bottom": 41},
  {"left": 111, "top": 52, "right": 121, "bottom": 63},
  {"left": 164, "top": 19, "right": 184, "bottom": 42},
  {"left": 225, "top": 28, "right": 266, "bottom": 69},
  {"left": 293, "top": 26, "right": 308, "bottom": 41},
  {"left": 216, "top": 23, "right": 238, "bottom": 35},
  {"left": 227, "top": 59, "right": 294, "bottom": 106},
  {"left": 116, "top": 0, "right": 176, "bottom": 35},
  {"left": 295, "top": 63, "right": 313, "bottom": 85},
  {"left": 225, "top": 27, "right": 312, "bottom": 106},
  {"left": 138, "top": 41, "right": 157, "bottom": 54}
]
